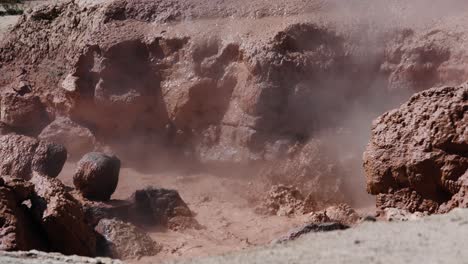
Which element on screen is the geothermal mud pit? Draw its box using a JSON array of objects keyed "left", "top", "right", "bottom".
[{"left": 0, "top": 0, "right": 467, "bottom": 262}]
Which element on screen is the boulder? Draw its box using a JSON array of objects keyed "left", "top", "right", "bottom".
[
  {"left": 0, "top": 135, "right": 67, "bottom": 180},
  {"left": 31, "top": 141, "right": 67, "bottom": 178},
  {"left": 364, "top": 85, "right": 468, "bottom": 213},
  {"left": 127, "top": 187, "right": 198, "bottom": 230},
  {"left": 0, "top": 92, "right": 49, "bottom": 136},
  {"left": 30, "top": 175, "right": 96, "bottom": 257},
  {"left": 0, "top": 177, "right": 46, "bottom": 251},
  {"left": 95, "top": 218, "right": 161, "bottom": 259},
  {"left": 73, "top": 152, "right": 120, "bottom": 201},
  {"left": 38, "top": 117, "right": 97, "bottom": 159}
]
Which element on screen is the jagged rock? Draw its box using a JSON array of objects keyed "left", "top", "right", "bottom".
[
  {"left": 0, "top": 250, "right": 122, "bottom": 264},
  {"left": 30, "top": 175, "right": 96, "bottom": 257},
  {"left": 0, "top": 92, "right": 49, "bottom": 136},
  {"left": 376, "top": 188, "right": 439, "bottom": 214},
  {"left": 274, "top": 222, "right": 349, "bottom": 243},
  {"left": 73, "top": 152, "right": 120, "bottom": 201},
  {"left": 256, "top": 184, "right": 316, "bottom": 216},
  {"left": 38, "top": 117, "right": 96, "bottom": 159},
  {"left": 440, "top": 170, "right": 468, "bottom": 212},
  {"left": 324, "top": 204, "right": 361, "bottom": 226},
  {"left": 364, "top": 85, "right": 468, "bottom": 213},
  {"left": 127, "top": 187, "right": 198, "bottom": 230},
  {"left": 95, "top": 218, "right": 161, "bottom": 259},
  {"left": 379, "top": 208, "right": 427, "bottom": 222},
  {"left": 0, "top": 177, "right": 46, "bottom": 251},
  {"left": 0, "top": 135, "right": 67, "bottom": 180}
]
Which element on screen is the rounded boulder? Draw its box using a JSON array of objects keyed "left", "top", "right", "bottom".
[{"left": 73, "top": 152, "right": 120, "bottom": 201}]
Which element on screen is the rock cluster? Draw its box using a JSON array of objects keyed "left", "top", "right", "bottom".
[{"left": 0, "top": 141, "right": 185, "bottom": 260}]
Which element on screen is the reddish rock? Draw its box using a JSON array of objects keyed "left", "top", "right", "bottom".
[
  {"left": 364, "top": 85, "right": 468, "bottom": 213},
  {"left": 95, "top": 218, "right": 161, "bottom": 259},
  {"left": 127, "top": 187, "right": 197, "bottom": 230},
  {"left": 256, "top": 184, "right": 313, "bottom": 217},
  {"left": 31, "top": 141, "right": 67, "bottom": 178},
  {"left": 324, "top": 204, "right": 361, "bottom": 226},
  {"left": 0, "top": 177, "right": 46, "bottom": 251},
  {"left": 0, "top": 92, "right": 49, "bottom": 136},
  {"left": 73, "top": 152, "right": 120, "bottom": 201},
  {"left": 38, "top": 117, "right": 96, "bottom": 159},
  {"left": 30, "top": 175, "right": 96, "bottom": 257},
  {"left": 0, "top": 135, "right": 67, "bottom": 179}
]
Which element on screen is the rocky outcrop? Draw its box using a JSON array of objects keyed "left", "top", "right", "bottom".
[
  {"left": 30, "top": 175, "right": 96, "bottom": 257},
  {"left": 0, "top": 177, "right": 46, "bottom": 251},
  {"left": 364, "top": 85, "right": 468, "bottom": 213},
  {"left": 38, "top": 117, "right": 97, "bottom": 158},
  {"left": 95, "top": 218, "right": 161, "bottom": 259},
  {"left": 0, "top": 135, "right": 67, "bottom": 180},
  {"left": 73, "top": 152, "right": 120, "bottom": 201}
]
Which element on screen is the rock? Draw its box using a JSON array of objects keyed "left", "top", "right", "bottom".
[
  {"left": 30, "top": 175, "right": 96, "bottom": 257},
  {"left": 73, "top": 152, "right": 120, "bottom": 201},
  {"left": 364, "top": 85, "right": 468, "bottom": 213},
  {"left": 0, "top": 250, "right": 122, "bottom": 264},
  {"left": 78, "top": 188, "right": 199, "bottom": 231},
  {"left": 0, "top": 135, "right": 67, "bottom": 180},
  {"left": 274, "top": 222, "right": 349, "bottom": 243},
  {"left": 376, "top": 188, "right": 439, "bottom": 214},
  {"left": 0, "top": 177, "right": 46, "bottom": 251},
  {"left": 80, "top": 199, "right": 133, "bottom": 227},
  {"left": 127, "top": 187, "right": 198, "bottom": 230},
  {"left": 324, "top": 204, "right": 361, "bottom": 226},
  {"left": 0, "top": 92, "right": 49, "bottom": 136},
  {"left": 31, "top": 141, "right": 67, "bottom": 178},
  {"left": 439, "top": 170, "right": 468, "bottom": 212},
  {"left": 38, "top": 117, "right": 96, "bottom": 159},
  {"left": 256, "top": 184, "right": 315, "bottom": 216},
  {"left": 379, "top": 208, "right": 427, "bottom": 222},
  {"left": 95, "top": 218, "right": 161, "bottom": 259}
]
